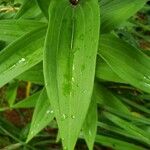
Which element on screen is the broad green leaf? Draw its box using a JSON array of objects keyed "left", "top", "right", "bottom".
[
  {"left": 26, "top": 89, "right": 54, "bottom": 142},
  {"left": 0, "top": 26, "right": 46, "bottom": 88},
  {"left": 95, "top": 83, "right": 130, "bottom": 114},
  {"left": 82, "top": 95, "right": 97, "bottom": 150},
  {"left": 17, "top": 63, "right": 44, "bottom": 85},
  {"left": 95, "top": 135, "right": 144, "bottom": 150},
  {"left": 6, "top": 80, "right": 18, "bottom": 107},
  {"left": 17, "top": 58, "right": 124, "bottom": 85},
  {"left": 44, "top": 0, "right": 100, "bottom": 149},
  {"left": 12, "top": 91, "right": 41, "bottom": 109},
  {"left": 104, "top": 111, "right": 150, "bottom": 145},
  {"left": 101, "top": 0, "right": 146, "bottom": 32},
  {"left": 99, "top": 34, "right": 150, "bottom": 94},
  {"left": 0, "top": 20, "right": 46, "bottom": 43},
  {"left": 37, "top": 0, "right": 50, "bottom": 19}
]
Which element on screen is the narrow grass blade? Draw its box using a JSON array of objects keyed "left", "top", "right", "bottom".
[
  {"left": 26, "top": 89, "right": 54, "bottom": 143},
  {"left": 96, "top": 135, "right": 144, "bottom": 150},
  {"left": 95, "top": 83, "right": 130, "bottom": 114},
  {"left": 83, "top": 95, "right": 97, "bottom": 150},
  {"left": 0, "top": 27, "right": 46, "bottom": 87},
  {"left": 6, "top": 80, "right": 18, "bottom": 107},
  {"left": 104, "top": 111, "right": 150, "bottom": 145}
]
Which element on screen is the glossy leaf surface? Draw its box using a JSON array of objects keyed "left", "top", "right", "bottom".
[{"left": 44, "top": 0, "right": 100, "bottom": 149}]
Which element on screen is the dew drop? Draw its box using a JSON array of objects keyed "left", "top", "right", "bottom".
[
  {"left": 9, "top": 64, "right": 16, "bottom": 70},
  {"left": 64, "top": 146, "right": 67, "bottom": 150},
  {"left": 50, "top": 110, "right": 54, "bottom": 114},
  {"left": 31, "top": 131, "right": 34, "bottom": 135},
  {"left": 46, "top": 110, "right": 54, "bottom": 114},
  {"left": 83, "top": 90, "right": 87, "bottom": 94},
  {"left": 72, "top": 65, "right": 75, "bottom": 71},
  {"left": 71, "top": 115, "right": 75, "bottom": 119},
  {"left": 88, "top": 130, "right": 92, "bottom": 136},
  {"left": 18, "top": 58, "right": 26, "bottom": 64},
  {"left": 72, "top": 77, "right": 75, "bottom": 82},
  {"left": 144, "top": 83, "right": 150, "bottom": 88},
  {"left": 61, "top": 114, "right": 67, "bottom": 121}
]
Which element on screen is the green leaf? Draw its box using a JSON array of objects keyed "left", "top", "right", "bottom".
[
  {"left": 44, "top": 0, "right": 100, "bottom": 149},
  {"left": 82, "top": 95, "right": 97, "bottom": 150},
  {"left": 96, "top": 135, "right": 144, "bottom": 150},
  {"left": 37, "top": 0, "right": 50, "bottom": 19},
  {"left": 95, "top": 83, "right": 130, "bottom": 114},
  {"left": 12, "top": 91, "right": 41, "bottom": 109},
  {"left": 26, "top": 89, "right": 54, "bottom": 142},
  {"left": 6, "top": 80, "right": 18, "bottom": 107},
  {"left": 15, "top": 0, "right": 41, "bottom": 19},
  {"left": 96, "top": 57, "right": 126, "bottom": 83},
  {"left": 99, "top": 34, "right": 150, "bottom": 94},
  {"left": 121, "top": 97, "right": 150, "bottom": 115},
  {"left": 104, "top": 111, "right": 150, "bottom": 145},
  {"left": 101, "top": 0, "right": 146, "bottom": 32},
  {"left": 98, "top": 122, "right": 145, "bottom": 143},
  {"left": 0, "top": 20, "right": 46, "bottom": 43},
  {"left": 0, "top": 26, "right": 46, "bottom": 88},
  {"left": 17, "top": 63, "right": 44, "bottom": 85},
  {"left": 105, "top": 106, "right": 150, "bottom": 125}
]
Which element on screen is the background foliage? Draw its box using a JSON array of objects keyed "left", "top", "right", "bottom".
[{"left": 0, "top": 0, "right": 150, "bottom": 150}]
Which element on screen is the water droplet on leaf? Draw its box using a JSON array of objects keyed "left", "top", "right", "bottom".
[{"left": 71, "top": 115, "right": 75, "bottom": 119}]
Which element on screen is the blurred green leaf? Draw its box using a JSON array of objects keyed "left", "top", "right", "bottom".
[
  {"left": 96, "top": 135, "right": 144, "bottom": 150},
  {"left": 6, "top": 80, "right": 18, "bottom": 107},
  {"left": 101, "top": 0, "right": 146, "bottom": 32}
]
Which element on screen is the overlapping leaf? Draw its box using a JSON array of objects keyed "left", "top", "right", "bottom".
[
  {"left": 101, "top": 0, "right": 146, "bottom": 32},
  {"left": 0, "top": 20, "right": 46, "bottom": 43},
  {"left": 0, "top": 26, "right": 46, "bottom": 87},
  {"left": 27, "top": 89, "right": 54, "bottom": 142},
  {"left": 82, "top": 94, "right": 97, "bottom": 150},
  {"left": 37, "top": 0, "right": 50, "bottom": 19},
  {"left": 99, "top": 34, "right": 150, "bottom": 94}
]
